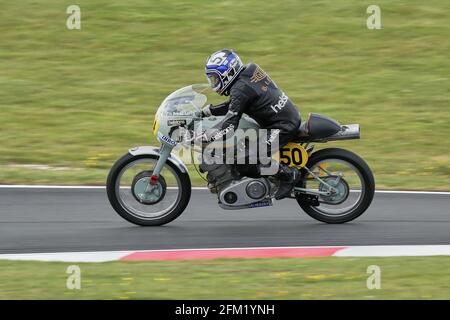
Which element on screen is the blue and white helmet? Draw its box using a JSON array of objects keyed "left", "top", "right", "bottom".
[{"left": 205, "top": 49, "right": 244, "bottom": 95}]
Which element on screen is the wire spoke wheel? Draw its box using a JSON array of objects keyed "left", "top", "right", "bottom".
[
  {"left": 116, "top": 158, "right": 182, "bottom": 219},
  {"left": 307, "top": 159, "right": 364, "bottom": 216},
  {"left": 297, "top": 148, "right": 375, "bottom": 223},
  {"left": 107, "top": 153, "right": 191, "bottom": 226}
]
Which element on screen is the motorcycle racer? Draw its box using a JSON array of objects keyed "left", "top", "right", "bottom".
[{"left": 202, "top": 49, "right": 302, "bottom": 199}]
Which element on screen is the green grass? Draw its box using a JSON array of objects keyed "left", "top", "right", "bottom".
[
  {"left": 1, "top": 0, "right": 449, "bottom": 189},
  {"left": 0, "top": 256, "right": 449, "bottom": 299}
]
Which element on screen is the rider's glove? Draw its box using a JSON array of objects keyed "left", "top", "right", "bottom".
[
  {"left": 201, "top": 104, "right": 213, "bottom": 118},
  {"left": 195, "top": 129, "right": 211, "bottom": 143}
]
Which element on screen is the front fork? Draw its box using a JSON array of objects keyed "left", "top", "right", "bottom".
[{"left": 149, "top": 141, "right": 174, "bottom": 185}]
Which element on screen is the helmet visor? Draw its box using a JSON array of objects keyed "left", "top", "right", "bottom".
[{"left": 206, "top": 73, "right": 221, "bottom": 90}]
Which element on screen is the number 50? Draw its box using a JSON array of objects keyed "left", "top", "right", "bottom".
[{"left": 279, "top": 147, "right": 306, "bottom": 167}]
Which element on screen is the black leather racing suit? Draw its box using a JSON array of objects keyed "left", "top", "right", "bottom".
[
  {"left": 204, "top": 63, "right": 301, "bottom": 164},
  {"left": 203, "top": 63, "right": 302, "bottom": 198}
]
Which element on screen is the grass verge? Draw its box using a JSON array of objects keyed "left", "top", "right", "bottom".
[{"left": 0, "top": 256, "right": 449, "bottom": 299}]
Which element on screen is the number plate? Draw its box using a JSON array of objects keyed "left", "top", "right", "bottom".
[{"left": 273, "top": 143, "right": 309, "bottom": 167}]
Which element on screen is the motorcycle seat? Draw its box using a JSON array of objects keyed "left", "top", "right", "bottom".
[{"left": 297, "top": 113, "right": 342, "bottom": 141}]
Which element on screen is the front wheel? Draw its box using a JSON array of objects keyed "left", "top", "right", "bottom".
[
  {"left": 296, "top": 148, "right": 375, "bottom": 223},
  {"left": 107, "top": 153, "right": 191, "bottom": 226}
]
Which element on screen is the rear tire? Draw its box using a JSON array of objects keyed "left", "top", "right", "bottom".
[
  {"left": 107, "top": 153, "right": 191, "bottom": 226},
  {"left": 297, "top": 148, "right": 375, "bottom": 223}
]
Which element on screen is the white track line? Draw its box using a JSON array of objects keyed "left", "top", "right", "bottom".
[
  {"left": 372, "top": 190, "right": 450, "bottom": 195},
  {"left": 0, "top": 185, "right": 206, "bottom": 190},
  {"left": 0, "top": 185, "right": 449, "bottom": 195},
  {"left": 0, "top": 185, "right": 106, "bottom": 189}
]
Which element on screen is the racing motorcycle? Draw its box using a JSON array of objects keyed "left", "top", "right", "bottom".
[{"left": 107, "top": 84, "right": 375, "bottom": 226}]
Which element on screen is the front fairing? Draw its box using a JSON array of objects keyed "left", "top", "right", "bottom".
[
  {"left": 152, "top": 84, "right": 209, "bottom": 138},
  {"left": 152, "top": 84, "right": 261, "bottom": 148}
]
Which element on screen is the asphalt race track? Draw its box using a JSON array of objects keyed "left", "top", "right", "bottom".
[{"left": 0, "top": 187, "right": 449, "bottom": 254}]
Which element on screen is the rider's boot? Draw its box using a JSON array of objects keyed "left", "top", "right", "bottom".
[{"left": 274, "top": 164, "right": 301, "bottom": 200}]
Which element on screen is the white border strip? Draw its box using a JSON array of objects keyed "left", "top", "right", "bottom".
[
  {"left": 334, "top": 245, "right": 450, "bottom": 257},
  {"left": 0, "top": 185, "right": 449, "bottom": 194},
  {"left": 0, "top": 251, "right": 134, "bottom": 263},
  {"left": 1, "top": 245, "right": 450, "bottom": 262}
]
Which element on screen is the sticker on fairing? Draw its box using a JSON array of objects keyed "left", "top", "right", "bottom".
[
  {"left": 167, "top": 119, "right": 187, "bottom": 127},
  {"left": 157, "top": 132, "right": 177, "bottom": 146}
]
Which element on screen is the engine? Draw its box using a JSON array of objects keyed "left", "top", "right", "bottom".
[{"left": 199, "top": 163, "right": 273, "bottom": 209}]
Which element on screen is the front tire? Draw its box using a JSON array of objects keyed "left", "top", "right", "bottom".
[
  {"left": 107, "top": 153, "right": 191, "bottom": 226},
  {"left": 297, "top": 148, "right": 375, "bottom": 223}
]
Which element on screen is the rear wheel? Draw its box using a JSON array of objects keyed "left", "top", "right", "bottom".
[
  {"left": 296, "top": 148, "right": 375, "bottom": 223},
  {"left": 106, "top": 153, "right": 191, "bottom": 226}
]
